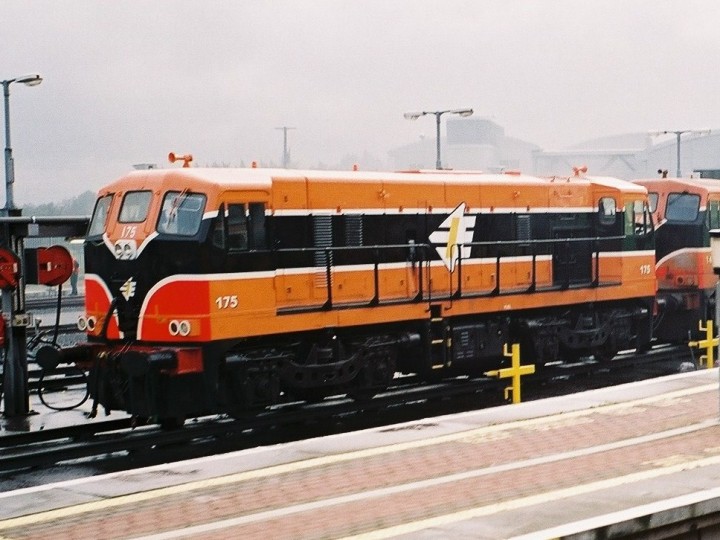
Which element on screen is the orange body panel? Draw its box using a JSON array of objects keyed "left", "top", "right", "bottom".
[
  {"left": 380, "top": 178, "right": 446, "bottom": 212},
  {"left": 272, "top": 177, "right": 308, "bottom": 210},
  {"left": 307, "top": 177, "right": 384, "bottom": 211},
  {"left": 138, "top": 278, "right": 211, "bottom": 341},
  {"left": 128, "top": 249, "right": 656, "bottom": 343},
  {"left": 546, "top": 179, "right": 591, "bottom": 208},
  {"left": 656, "top": 248, "right": 714, "bottom": 289}
]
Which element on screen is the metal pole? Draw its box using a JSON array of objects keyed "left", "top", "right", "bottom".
[
  {"left": 0, "top": 75, "right": 38, "bottom": 417},
  {"left": 405, "top": 108, "right": 472, "bottom": 170},
  {"left": 655, "top": 129, "right": 709, "bottom": 178},
  {"left": 435, "top": 112, "right": 442, "bottom": 170},
  {"left": 1, "top": 80, "right": 23, "bottom": 415},
  {"left": 282, "top": 129, "right": 288, "bottom": 168},
  {"left": 275, "top": 126, "right": 295, "bottom": 169},
  {"left": 3, "top": 81, "right": 14, "bottom": 212}
]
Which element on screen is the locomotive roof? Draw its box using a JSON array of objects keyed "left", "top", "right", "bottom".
[
  {"left": 584, "top": 175, "right": 648, "bottom": 194},
  {"left": 103, "top": 167, "right": 646, "bottom": 193},
  {"left": 634, "top": 177, "right": 720, "bottom": 194}
]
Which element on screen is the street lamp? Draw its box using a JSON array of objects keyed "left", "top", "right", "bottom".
[
  {"left": 1, "top": 73, "right": 41, "bottom": 417},
  {"left": 651, "top": 129, "right": 711, "bottom": 177},
  {"left": 3, "top": 73, "right": 42, "bottom": 213},
  {"left": 404, "top": 108, "right": 473, "bottom": 169}
]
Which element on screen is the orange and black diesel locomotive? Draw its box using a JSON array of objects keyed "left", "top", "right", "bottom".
[
  {"left": 52, "top": 166, "right": 657, "bottom": 424},
  {"left": 634, "top": 176, "right": 720, "bottom": 342}
]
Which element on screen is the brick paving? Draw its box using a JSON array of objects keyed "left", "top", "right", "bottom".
[{"left": 0, "top": 386, "right": 718, "bottom": 539}]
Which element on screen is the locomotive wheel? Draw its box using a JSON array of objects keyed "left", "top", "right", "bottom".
[{"left": 348, "top": 350, "right": 396, "bottom": 402}]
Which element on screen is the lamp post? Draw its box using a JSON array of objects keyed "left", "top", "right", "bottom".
[
  {"left": 2, "top": 73, "right": 41, "bottom": 417},
  {"left": 652, "top": 129, "right": 711, "bottom": 177},
  {"left": 3, "top": 74, "right": 42, "bottom": 213},
  {"left": 404, "top": 108, "right": 473, "bottom": 169},
  {"left": 275, "top": 126, "right": 295, "bottom": 168}
]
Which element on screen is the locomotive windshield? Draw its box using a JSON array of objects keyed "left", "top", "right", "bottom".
[
  {"left": 157, "top": 191, "right": 207, "bottom": 236},
  {"left": 666, "top": 193, "right": 700, "bottom": 222},
  {"left": 119, "top": 191, "right": 152, "bottom": 223},
  {"left": 87, "top": 194, "right": 113, "bottom": 237}
]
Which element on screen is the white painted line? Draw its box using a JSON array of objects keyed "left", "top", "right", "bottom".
[
  {"left": 342, "top": 453, "right": 720, "bottom": 540},
  {"left": 509, "top": 486, "right": 720, "bottom": 540}
]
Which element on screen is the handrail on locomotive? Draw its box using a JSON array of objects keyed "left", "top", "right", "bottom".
[{"left": 275, "top": 234, "right": 629, "bottom": 314}]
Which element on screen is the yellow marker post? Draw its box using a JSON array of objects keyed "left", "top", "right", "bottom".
[
  {"left": 688, "top": 320, "right": 718, "bottom": 370},
  {"left": 485, "top": 343, "right": 536, "bottom": 404}
]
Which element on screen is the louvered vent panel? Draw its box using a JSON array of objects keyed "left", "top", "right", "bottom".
[{"left": 313, "top": 215, "right": 333, "bottom": 288}]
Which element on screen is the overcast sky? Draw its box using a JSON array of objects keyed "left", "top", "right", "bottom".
[{"left": 3, "top": 0, "right": 720, "bottom": 205}]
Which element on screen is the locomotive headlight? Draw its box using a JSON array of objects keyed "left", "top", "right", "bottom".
[
  {"left": 168, "top": 320, "right": 179, "bottom": 336},
  {"left": 86, "top": 316, "right": 97, "bottom": 332},
  {"left": 178, "top": 320, "right": 191, "bottom": 336},
  {"left": 77, "top": 316, "right": 88, "bottom": 331}
]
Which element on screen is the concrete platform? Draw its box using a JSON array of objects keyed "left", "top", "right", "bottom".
[{"left": 1, "top": 369, "right": 719, "bottom": 539}]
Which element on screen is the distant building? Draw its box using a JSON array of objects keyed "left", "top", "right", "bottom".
[
  {"left": 694, "top": 168, "right": 720, "bottom": 179},
  {"left": 390, "top": 119, "right": 720, "bottom": 179},
  {"left": 534, "top": 131, "right": 720, "bottom": 179},
  {"left": 388, "top": 118, "right": 540, "bottom": 172},
  {"left": 533, "top": 133, "right": 649, "bottom": 178}
]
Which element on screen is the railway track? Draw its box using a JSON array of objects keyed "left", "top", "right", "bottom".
[
  {"left": 0, "top": 343, "right": 694, "bottom": 473},
  {"left": 25, "top": 295, "right": 84, "bottom": 311}
]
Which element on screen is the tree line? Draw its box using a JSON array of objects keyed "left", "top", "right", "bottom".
[{"left": 22, "top": 190, "right": 97, "bottom": 217}]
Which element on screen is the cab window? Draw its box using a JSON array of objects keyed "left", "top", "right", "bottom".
[
  {"left": 708, "top": 200, "right": 720, "bottom": 229},
  {"left": 119, "top": 191, "right": 152, "bottom": 223},
  {"left": 647, "top": 192, "right": 659, "bottom": 213},
  {"left": 227, "top": 204, "right": 248, "bottom": 249},
  {"left": 248, "top": 202, "right": 267, "bottom": 249},
  {"left": 88, "top": 194, "right": 113, "bottom": 237},
  {"left": 626, "top": 200, "right": 653, "bottom": 236},
  {"left": 157, "top": 191, "right": 207, "bottom": 236},
  {"left": 215, "top": 202, "right": 267, "bottom": 250},
  {"left": 666, "top": 193, "right": 700, "bottom": 222},
  {"left": 598, "top": 197, "right": 616, "bottom": 226}
]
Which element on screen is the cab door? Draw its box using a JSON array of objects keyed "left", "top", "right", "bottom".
[
  {"left": 212, "top": 193, "right": 275, "bottom": 322},
  {"left": 625, "top": 199, "right": 654, "bottom": 251}
]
